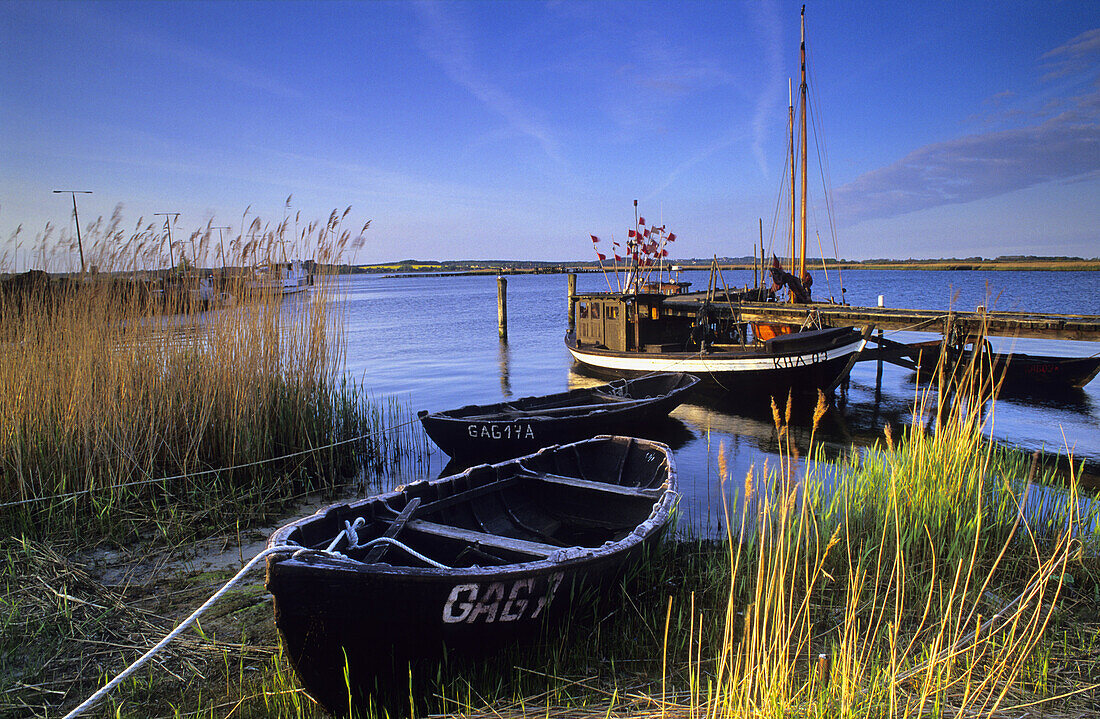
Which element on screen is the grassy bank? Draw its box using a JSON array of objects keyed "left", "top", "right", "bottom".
[
  {"left": 3, "top": 209, "right": 1097, "bottom": 717},
  {"left": 6, "top": 376, "right": 1097, "bottom": 718}
]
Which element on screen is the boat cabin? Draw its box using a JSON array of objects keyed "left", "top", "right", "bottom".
[{"left": 574, "top": 293, "right": 696, "bottom": 353}]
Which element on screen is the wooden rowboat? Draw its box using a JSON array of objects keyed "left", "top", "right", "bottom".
[
  {"left": 417, "top": 372, "right": 699, "bottom": 460},
  {"left": 908, "top": 341, "right": 1100, "bottom": 389},
  {"left": 265, "top": 435, "right": 677, "bottom": 714}
]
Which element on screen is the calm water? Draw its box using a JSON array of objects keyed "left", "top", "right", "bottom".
[{"left": 337, "top": 269, "right": 1100, "bottom": 535}]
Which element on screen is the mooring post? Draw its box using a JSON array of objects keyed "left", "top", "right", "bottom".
[
  {"left": 876, "top": 295, "right": 885, "bottom": 393},
  {"left": 497, "top": 274, "right": 508, "bottom": 340},
  {"left": 567, "top": 273, "right": 577, "bottom": 334}
]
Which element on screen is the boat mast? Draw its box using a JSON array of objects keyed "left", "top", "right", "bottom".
[
  {"left": 798, "top": 4, "right": 808, "bottom": 281},
  {"left": 788, "top": 78, "right": 796, "bottom": 275}
]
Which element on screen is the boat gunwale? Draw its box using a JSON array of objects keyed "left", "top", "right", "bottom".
[
  {"left": 564, "top": 331, "right": 866, "bottom": 364},
  {"left": 418, "top": 373, "right": 699, "bottom": 422},
  {"left": 266, "top": 436, "right": 678, "bottom": 578}
]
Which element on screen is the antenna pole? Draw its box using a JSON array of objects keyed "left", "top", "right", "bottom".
[
  {"left": 632, "top": 199, "right": 639, "bottom": 295},
  {"left": 53, "top": 190, "right": 92, "bottom": 274},
  {"left": 211, "top": 226, "right": 230, "bottom": 270},
  {"left": 154, "top": 213, "right": 180, "bottom": 270}
]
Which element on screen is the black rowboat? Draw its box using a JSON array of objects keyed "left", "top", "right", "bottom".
[
  {"left": 265, "top": 435, "right": 677, "bottom": 715},
  {"left": 417, "top": 372, "right": 699, "bottom": 460},
  {"left": 909, "top": 341, "right": 1100, "bottom": 389}
]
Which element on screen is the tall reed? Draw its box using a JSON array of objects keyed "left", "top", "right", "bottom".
[
  {"left": 677, "top": 365, "right": 1096, "bottom": 718},
  {"left": 0, "top": 206, "right": 425, "bottom": 540}
]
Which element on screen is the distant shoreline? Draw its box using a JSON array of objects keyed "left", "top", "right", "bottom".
[{"left": 362, "top": 258, "right": 1100, "bottom": 279}]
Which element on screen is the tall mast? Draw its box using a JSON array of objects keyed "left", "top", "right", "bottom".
[
  {"left": 788, "top": 78, "right": 796, "bottom": 275},
  {"left": 798, "top": 5, "right": 808, "bottom": 281}
]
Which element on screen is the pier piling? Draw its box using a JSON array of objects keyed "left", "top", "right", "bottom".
[
  {"left": 567, "top": 273, "right": 577, "bottom": 334},
  {"left": 497, "top": 275, "right": 508, "bottom": 340}
]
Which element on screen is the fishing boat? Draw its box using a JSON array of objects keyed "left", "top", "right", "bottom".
[
  {"left": 568, "top": 8, "right": 867, "bottom": 397},
  {"left": 908, "top": 340, "right": 1100, "bottom": 389},
  {"left": 418, "top": 372, "right": 700, "bottom": 460},
  {"left": 265, "top": 435, "right": 677, "bottom": 714},
  {"left": 250, "top": 259, "right": 311, "bottom": 296}
]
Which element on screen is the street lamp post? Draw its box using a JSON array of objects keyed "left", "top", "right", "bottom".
[{"left": 52, "top": 190, "right": 92, "bottom": 274}]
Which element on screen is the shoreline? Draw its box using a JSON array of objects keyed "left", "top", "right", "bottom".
[{"left": 370, "top": 260, "right": 1100, "bottom": 279}]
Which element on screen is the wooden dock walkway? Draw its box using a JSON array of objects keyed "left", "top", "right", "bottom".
[{"left": 659, "top": 294, "right": 1100, "bottom": 342}]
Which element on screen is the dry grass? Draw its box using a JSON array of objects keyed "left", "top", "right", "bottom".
[{"left": 0, "top": 205, "right": 427, "bottom": 542}]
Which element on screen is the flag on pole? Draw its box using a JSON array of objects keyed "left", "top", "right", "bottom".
[{"left": 591, "top": 235, "right": 599, "bottom": 243}]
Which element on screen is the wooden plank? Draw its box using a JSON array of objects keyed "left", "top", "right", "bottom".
[
  {"left": 413, "top": 476, "right": 519, "bottom": 517},
  {"left": 520, "top": 470, "right": 663, "bottom": 499},
  {"left": 826, "top": 325, "right": 875, "bottom": 393},
  {"left": 363, "top": 497, "right": 421, "bottom": 564},
  {"left": 404, "top": 520, "right": 559, "bottom": 558}
]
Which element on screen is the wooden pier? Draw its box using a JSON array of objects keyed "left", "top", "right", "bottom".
[{"left": 659, "top": 294, "right": 1100, "bottom": 342}]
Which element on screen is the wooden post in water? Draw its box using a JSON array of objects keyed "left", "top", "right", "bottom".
[
  {"left": 876, "top": 295, "right": 885, "bottom": 392},
  {"left": 567, "top": 273, "right": 577, "bottom": 334},
  {"left": 497, "top": 275, "right": 508, "bottom": 340}
]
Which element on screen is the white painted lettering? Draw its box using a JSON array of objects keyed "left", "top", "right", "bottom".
[
  {"left": 531, "top": 572, "right": 565, "bottom": 619},
  {"left": 467, "top": 582, "right": 506, "bottom": 623},
  {"left": 499, "top": 579, "right": 533, "bottom": 621},
  {"left": 442, "top": 584, "right": 479, "bottom": 623}
]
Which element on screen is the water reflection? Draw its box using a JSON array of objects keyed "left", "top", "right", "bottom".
[{"left": 497, "top": 338, "right": 512, "bottom": 398}]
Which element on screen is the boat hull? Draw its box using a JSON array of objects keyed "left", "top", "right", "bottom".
[
  {"left": 265, "top": 436, "right": 676, "bottom": 714},
  {"left": 566, "top": 327, "right": 866, "bottom": 395},
  {"left": 910, "top": 342, "right": 1100, "bottom": 389},
  {"left": 418, "top": 372, "right": 699, "bottom": 460}
]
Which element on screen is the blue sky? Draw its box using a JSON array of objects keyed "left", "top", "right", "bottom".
[{"left": 1, "top": 0, "right": 1098, "bottom": 268}]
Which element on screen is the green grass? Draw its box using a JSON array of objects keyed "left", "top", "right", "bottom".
[{"left": 8, "top": 410, "right": 1093, "bottom": 717}]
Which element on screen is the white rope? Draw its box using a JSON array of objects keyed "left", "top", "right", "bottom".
[
  {"left": 62, "top": 532, "right": 449, "bottom": 718},
  {"left": 0, "top": 416, "right": 422, "bottom": 511},
  {"left": 61, "top": 544, "right": 295, "bottom": 719},
  {"left": 314, "top": 516, "right": 449, "bottom": 569},
  {"left": 298, "top": 536, "right": 449, "bottom": 570}
]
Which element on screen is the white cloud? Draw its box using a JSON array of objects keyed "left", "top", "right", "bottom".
[
  {"left": 412, "top": 2, "right": 564, "bottom": 167},
  {"left": 835, "top": 28, "right": 1100, "bottom": 224}
]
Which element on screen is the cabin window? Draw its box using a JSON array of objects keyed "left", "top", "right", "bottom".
[
  {"left": 650, "top": 306, "right": 659, "bottom": 320},
  {"left": 591, "top": 304, "right": 601, "bottom": 320},
  {"left": 607, "top": 305, "right": 619, "bottom": 320},
  {"left": 578, "top": 302, "right": 589, "bottom": 319}
]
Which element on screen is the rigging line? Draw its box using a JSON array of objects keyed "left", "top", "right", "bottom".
[
  {"left": 763, "top": 123, "right": 795, "bottom": 273},
  {"left": 806, "top": 53, "right": 844, "bottom": 297},
  {"left": 0, "top": 416, "right": 423, "bottom": 511}
]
